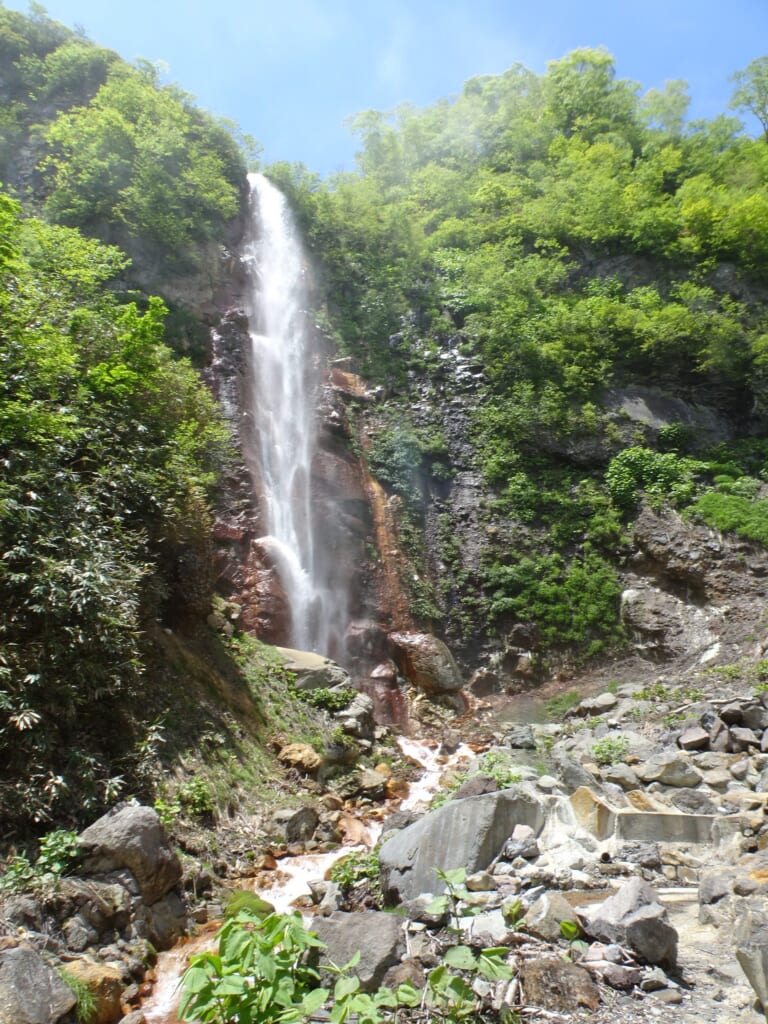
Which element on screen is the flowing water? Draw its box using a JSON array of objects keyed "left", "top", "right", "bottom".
[
  {"left": 242, "top": 173, "right": 346, "bottom": 655},
  {"left": 140, "top": 738, "right": 471, "bottom": 1023},
  {"left": 140, "top": 181, "right": 478, "bottom": 1024}
]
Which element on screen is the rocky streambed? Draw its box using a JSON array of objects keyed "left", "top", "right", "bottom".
[{"left": 5, "top": 668, "right": 768, "bottom": 1024}]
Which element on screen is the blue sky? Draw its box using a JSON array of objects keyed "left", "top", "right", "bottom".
[{"left": 9, "top": 0, "right": 768, "bottom": 176}]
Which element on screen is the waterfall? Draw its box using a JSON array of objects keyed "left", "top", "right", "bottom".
[{"left": 242, "top": 172, "right": 344, "bottom": 656}]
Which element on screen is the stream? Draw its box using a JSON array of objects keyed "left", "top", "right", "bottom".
[{"left": 141, "top": 738, "right": 474, "bottom": 1023}]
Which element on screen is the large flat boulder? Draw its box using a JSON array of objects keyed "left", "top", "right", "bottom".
[
  {"left": 379, "top": 787, "right": 544, "bottom": 903},
  {"left": 275, "top": 648, "right": 352, "bottom": 690}
]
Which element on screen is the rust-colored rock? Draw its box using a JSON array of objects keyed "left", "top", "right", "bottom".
[
  {"left": 519, "top": 959, "right": 601, "bottom": 1012},
  {"left": 62, "top": 960, "right": 123, "bottom": 1024},
  {"left": 277, "top": 743, "right": 323, "bottom": 774}
]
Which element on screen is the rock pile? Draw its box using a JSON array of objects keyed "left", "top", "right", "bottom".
[{"left": 0, "top": 804, "right": 188, "bottom": 1024}]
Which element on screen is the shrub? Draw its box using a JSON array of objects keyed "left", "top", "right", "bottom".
[
  {"left": 329, "top": 850, "right": 381, "bottom": 897},
  {"left": 605, "top": 446, "right": 704, "bottom": 509},
  {"left": 486, "top": 549, "right": 624, "bottom": 656},
  {"left": 0, "top": 829, "right": 79, "bottom": 894},
  {"left": 692, "top": 492, "right": 768, "bottom": 547},
  {"left": 590, "top": 735, "right": 630, "bottom": 765}
]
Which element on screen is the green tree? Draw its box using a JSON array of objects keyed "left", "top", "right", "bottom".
[
  {"left": 0, "top": 191, "right": 229, "bottom": 830},
  {"left": 42, "top": 65, "right": 243, "bottom": 266},
  {"left": 730, "top": 57, "right": 768, "bottom": 141}
]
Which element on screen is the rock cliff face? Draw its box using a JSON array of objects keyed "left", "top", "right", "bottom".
[
  {"left": 202, "top": 196, "right": 768, "bottom": 704},
  {"left": 206, "top": 269, "right": 768, "bottom": 696},
  {"left": 206, "top": 300, "right": 393, "bottom": 669}
]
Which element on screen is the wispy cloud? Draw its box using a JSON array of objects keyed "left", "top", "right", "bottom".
[{"left": 375, "top": 12, "right": 414, "bottom": 93}]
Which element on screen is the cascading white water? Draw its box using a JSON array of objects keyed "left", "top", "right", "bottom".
[{"left": 243, "top": 173, "right": 342, "bottom": 654}]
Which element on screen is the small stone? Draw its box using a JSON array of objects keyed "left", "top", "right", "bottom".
[
  {"left": 523, "top": 892, "right": 580, "bottom": 942},
  {"left": 602, "top": 764, "right": 640, "bottom": 790},
  {"left": 518, "top": 959, "right": 601, "bottom": 1012},
  {"left": 721, "top": 703, "right": 745, "bottom": 725},
  {"left": 536, "top": 774, "right": 560, "bottom": 792},
  {"left": 709, "top": 718, "right": 731, "bottom": 752},
  {"left": 702, "top": 768, "right": 732, "bottom": 791},
  {"left": 504, "top": 724, "right": 536, "bottom": 749},
  {"left": 731, "top": 758, "right": 751, "bottom": 781},
  {"left": 579, "top": 692, "right": 618, "bottom": 715},
  {"left": 277, "top": 743, "right": 323, "bottom": 773},
  {"left": 598, "top": 962, "right": 642, "bottom": 990},
  {"left": 465, "top": 871, "right": 496, "bottom": 892},
  {"left": 699, "top": 871, "right": 732, "bottom": 905},
  {"left": 677, "top": 726, "right": 710, "bottom": 751},
  {"left": 650, "top": 988, "right": 683, "bottom": 1004},
  {"left": 669, "top": 788, "right": 717, "bottom": 814},
  {"left": 743, "top": 705, "right": 768, "bottom": 732},
  {"left": 635, "top": 751, "right": 703, "bottom": 788},
  {"left": 641, "top": 966, "right": 670, "bottom": 991},
  {"left": 730, "top": 727, "right": 761, "bottom": 753}
]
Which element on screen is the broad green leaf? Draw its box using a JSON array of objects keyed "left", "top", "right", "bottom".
[
  {"left": 181, "top": 965, "right": 213, "bottom": 994},
  {"left": 443, "top": 945, "right": 478, "bottom": 970},
  {"left": 477, "top": 952, "right": 514, "bottom": 980},
  {"left": 301, "top": 987, "right": 329, "bottom": 1013},
  {"left": 438, "top": 867, "right": 467, "bottom": 887},
  {"left": 425, "top": 894, "right": 448, "bottom": 915},
  {"left": 334, "top": 975, "right": 361, "bottom": 1000},
  {"left": 213, "top": 975, "right": 248, "bottom": 996}
]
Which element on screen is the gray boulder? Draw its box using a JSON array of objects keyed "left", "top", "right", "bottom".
[
  {"left": 77, "top": 804, "right": 182, "bottom": 905},
  {"left": 635, "top": 751, "right": 702, "bottom": 788},
  {"left": 310, "top": 911, "right": 404, "bottom": 991},
  {"left": 0, "top": 945, "right": 76, "bottom": 1024},
  {"left": 677, "top": 726, "right": 710, "bottom": 751},
  {"left": 524, "top": 892, "right": 581, "bottom": 942},
  {"left": 335, "top": 692, "right": 375, "bottom": 740},
  {"left": 141, "top": 890, "right": 188, "bottom": 950},
  {"left": 551, "top": 751, "right": 600, "bottom": 793},
  {"left": 275, "top": 647, "right": 352, "bottom": 690},
  {"left": 578, "top": 692, "right": 618, "bottom": 716},
  {"left": 504, "top": 724, "right": 536, "bottom": 749},
  {"left": 272, "top": 806, "right": 319, "bottom": 843},
  {"left": 579, "top": 877, "right": 678, "bottom": 968},
  {"left": 379, "top": 788, "right": 544, "bottom": 902}
]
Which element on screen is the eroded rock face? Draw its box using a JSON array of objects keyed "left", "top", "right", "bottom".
[
  {"left": 632, "top": 504, "right": 768, "bottom": 599},
  {"left": 621, "top": 586, "right": 720, "bottom": 660},
  {"left": 77, "top": 805, "right": 182, "bottom": 907},
  {"left": 388, "top": 632, "right": 463, "bottom": 695}
]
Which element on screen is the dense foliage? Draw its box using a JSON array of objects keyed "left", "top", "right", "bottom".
[
  {"left": 271, "top": 47, "right": 768, "bottom": 663},
  {"left": 0, "top": 1, "right": 249, "bottom": 276},
  {"left": 0, "top": 188, "right": 229, "bottom": 830}
]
